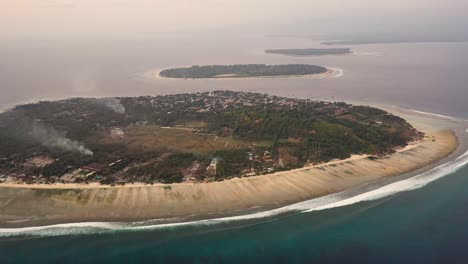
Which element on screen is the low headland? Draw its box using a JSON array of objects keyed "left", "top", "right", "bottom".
[{"left": 0, "top": 92, "right": 463, "bottom": 228}]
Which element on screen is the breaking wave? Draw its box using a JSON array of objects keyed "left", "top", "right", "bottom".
[
  {"left": 410, "top": 109, "right": 457, "bottom": 120},
  {"left": 1, "top": 148, "right": 467, "bottom": 238},
  {"left": 303, "top": 148, "right": 468, "bottom": 212},
  {"left": 1, "top": 107, "right": 466, "bottom": 237}
]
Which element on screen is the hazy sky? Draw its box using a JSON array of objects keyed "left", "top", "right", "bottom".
[{"left": 2, "top": 0, "right": 468, "bottom": 39}]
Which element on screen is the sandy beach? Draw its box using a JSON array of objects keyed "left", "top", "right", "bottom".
[{"left": 0, "top": 106, "right": 463, "bottom": 228}]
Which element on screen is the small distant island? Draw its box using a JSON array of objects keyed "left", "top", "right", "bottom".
[
  {"left": 320, "top": 38, "right": 468, "bottom": 45},
  {"left": 0, "top": 91, "right": 423, "bottom": 186},
  {"left": 321, "top": 40, "right": 402, "bottom": 45},
  {"left": 265, "top": 48, "right": 352, "bottom": 56},
  {"left": 159, "top": 64, "right": 328, "bottom": 79}
]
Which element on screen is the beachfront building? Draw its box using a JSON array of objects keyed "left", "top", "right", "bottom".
[{"left": 206, "top": 158, "right": 219, "bottom": 176}]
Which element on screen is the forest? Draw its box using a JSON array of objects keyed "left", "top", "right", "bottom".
[{"left": 159, "top": 64, "right": 327, "bottom": 78}]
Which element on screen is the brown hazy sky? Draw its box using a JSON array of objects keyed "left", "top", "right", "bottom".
[{"left": 1, "top": 0, "right": 467, "bottom": 38}]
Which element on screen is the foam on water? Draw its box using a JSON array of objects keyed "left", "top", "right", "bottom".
[
  {"left": 410, "top": 109, "right": 457, "bottom": 120},
  {"left": 1, "top": 109, "right": 466, "bottom": 238},
  {"left": 327, "top": 67, "right": 344, "bottom": 78},
  {"left": 1, "top": 148, "right": 467, "bottom": 238},
  {"left": 303, "top": 149, "right": 468, "bottom": 212},
  {"left": 334, "top": 69, "right": 344, "bottom": 78}
]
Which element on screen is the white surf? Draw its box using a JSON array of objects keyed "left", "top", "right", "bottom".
[{"left": 1, "top": 148, "right": 467, "bottom": 238}]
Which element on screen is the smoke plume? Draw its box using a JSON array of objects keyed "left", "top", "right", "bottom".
[
  {"left": 98, "top": 98, "right": 126, "bottom": 114},
  {"left": 32, "top": 123, "right": 93, "bottom": 156}
]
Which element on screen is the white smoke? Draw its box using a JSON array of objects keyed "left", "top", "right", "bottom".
[
  {"left": 32, "top": 123, "right": 93, "bottom": 156},
  {"left": 98, "top": 98, "right": 126, "bottom": 114}
]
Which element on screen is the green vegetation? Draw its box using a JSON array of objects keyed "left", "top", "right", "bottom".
[
  {"left": 0, "top": 91, "right": 422, "bottom": 184},
  {"left": 126, "top": 153, "right": 198, "bottom": 183},
  {"left": 159, "top": 64, "right": 327, "bottom": 79},
  {"left": 265, "top": 48, "right": 351, "bottom": 56},
  {"left": 213, "top": 148, "right": 250, "bottom": 179}
]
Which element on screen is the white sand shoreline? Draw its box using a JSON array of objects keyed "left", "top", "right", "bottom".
[
  {"left": 0, "top": 133, "right": 421, "bottom": 190},
  {"left": 0, "top": 129, "right": 460, "bottom": 228},
  {"left": 0, "top": 100, "right": 465, "bottom": 229},
  {"left": 0, "top": 128, "right": 462, "bottom": 231}
]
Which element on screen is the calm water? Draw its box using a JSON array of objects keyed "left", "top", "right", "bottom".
[
  {"left": 0, "top": 35, "right": 467, "bottom": 263},
  {"left": 1, "top": 35, "right": 468, "bottom": 118}
]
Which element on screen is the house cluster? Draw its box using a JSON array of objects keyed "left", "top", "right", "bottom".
[
  {"left": 243, "top": 150, "right": 275, "bottom": 177},
  {"left": 142, "top": 91, "right": 327, "bottom": 117},
  {"left": 69, "top": 159, "right": 125, "bottom": 183}
]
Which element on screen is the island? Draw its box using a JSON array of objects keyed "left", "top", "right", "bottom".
[
  {"left": 321, "top": 40, "right": 406, "bottom": 45},
  {"left": 158, "top": 64, "right": 328, "bottom": 79},
  {"left": 0, "top": 91, "right": 423, "bottom": 186},
  {"left": 0, "top": 91, "right": 460, "bottom": 228},
  {"left": 320, "top": 38, "right": 468, "bottom": 45},
  {"left": 265, "top": 48, "right": 352, "bottom": 56}
]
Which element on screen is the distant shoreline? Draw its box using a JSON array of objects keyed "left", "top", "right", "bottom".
[
  {"left": 265, "top": 48, "right": 352, "bottom": 57},
  {"left": 320, "top": 39, "right": 468, "bottom": 45},
  {"left": 143, "top": 67, "right": 343, "bottom": 81},
  {"left": 0, "top": 106, "right": 463, "bottom": 229}
]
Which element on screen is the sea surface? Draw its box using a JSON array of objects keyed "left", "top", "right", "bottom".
[
  {"left": 0, "top": 34, "right": 467, "bottom": 263},
  {"left": 1, "top": 165, "right": 468, "bottom": 263},
  {"left": 1, "top": 34, "right": 468, "bottom": 118}
]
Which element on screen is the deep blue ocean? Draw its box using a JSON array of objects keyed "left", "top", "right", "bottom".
[{"left": 0, "top": 164, "right": 467, "bottom": 263}]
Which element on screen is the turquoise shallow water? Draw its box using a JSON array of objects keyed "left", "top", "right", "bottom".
[{"left": 0, "top": 165, "right": 467, "bottom": 263}]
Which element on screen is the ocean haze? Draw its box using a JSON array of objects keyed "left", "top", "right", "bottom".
[
  {"left": 2, "top": 1, "right": 468, "bottom": 117},
  {"left": 0, "top": 0, "right": 468, "bottom": 114},
  {"left": 1, "top": 0, "right": 468, "bottom": 40},
  {"left": 1, "top": 35, "right": 467, "bottom": 118}
]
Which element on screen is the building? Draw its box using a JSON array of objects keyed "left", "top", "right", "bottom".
[
  {"left": 81, "top": 163, "right": 106, "bottom": 173},
  {"left": 206, "top": 158, "right": 219, "bottom": 176}
]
